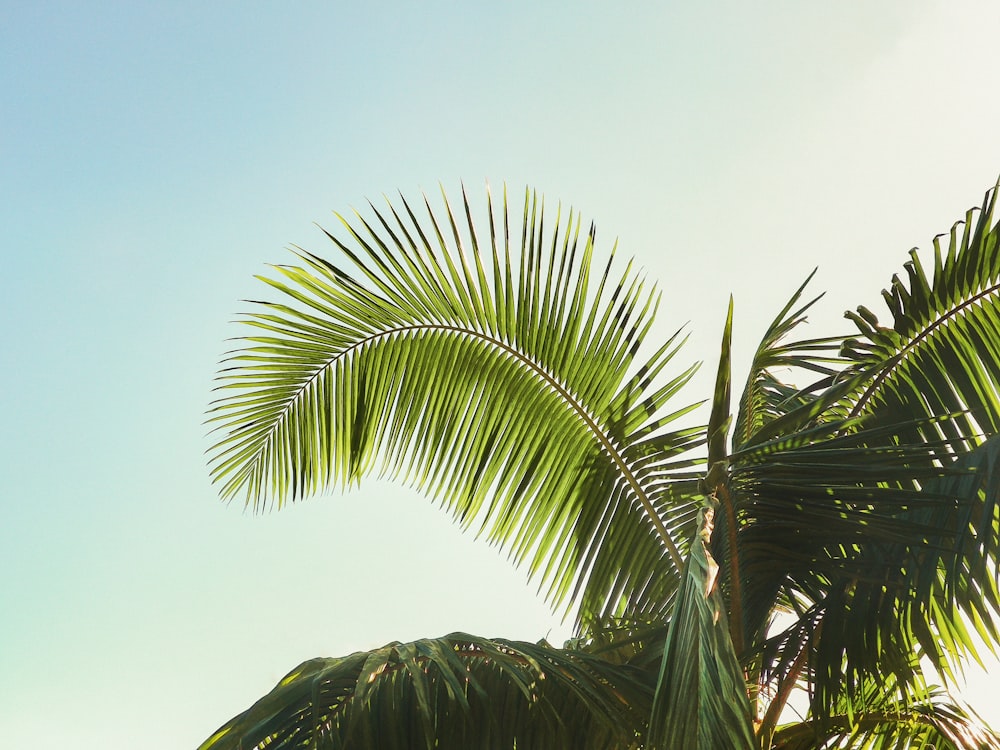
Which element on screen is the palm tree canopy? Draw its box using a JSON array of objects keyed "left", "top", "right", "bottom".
[{"left": 205, "top": 182, "right": 1000, "bottom": 750}]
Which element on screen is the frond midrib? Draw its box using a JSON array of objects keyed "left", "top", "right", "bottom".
[{"left": 219, "top": 319, "right": 685, "bottom": 573}]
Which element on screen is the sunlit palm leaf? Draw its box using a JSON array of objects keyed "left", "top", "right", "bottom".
[
  {"left": 204, "top": 180, "right": 1000, "bottom": 749},
  {"left": 789, "top": 185, "right": 1000, "bottom": 712},
  {"left": 841, "top": 183, "right": 1000, "bottom": 440},
  {"left": 825, "top": 186, "right": 1000, "bottom": 684},
  {"left": 198, "top": 633, "right": 654, "bottom": 750},
  {"left": 207, "top": 185, "right": 704, "bottom": 623}
]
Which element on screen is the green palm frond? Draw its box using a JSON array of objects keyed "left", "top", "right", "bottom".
[
  {"left": 789, "top": 191, "right": 1000, "bottom": 690},
  {"left": 735, "top": 406, "right": 1000, "bottom": 718},
  {"left": 758, "top": 626, "right": 1000, "bottom": 749},
  {"left": 204, "top": 180, "right": 1000, "bottom": 750},
  {"left": 840, "top": 181, "right": 1000, "bottom": 442},
  {"left": 567, "top": 615, "right": 671, "bottom": 671},
  {"left": 732, "top": 269, "right": 849, "bottom": 453},
  {"left": 207, "top": 185, "right": 705, "bottom": 624},
  {"left": 198, "top": 633, "right": 654, "bottom": 750},
  {"left": 771, "top": 683, "right": 999, "bottom": 750},
  {"left": 804, "top": 434, "right": 1000, "bottom": 715}
]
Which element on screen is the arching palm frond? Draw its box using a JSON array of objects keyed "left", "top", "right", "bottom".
[
  {"left": 841, "top": 183, "right": 1000, "bottom": 439},
  {"left": 207, "top": 186, "right": 704, "bottom": 625},
  {"left": 198, "top": 633, "right": 654, "bottom": 750},
  {"left": 789, "top": 187, "right": 1000, "bottom": 715},
  {"left": 820, "top": 185, "right": 1000, "bottom": 689}
]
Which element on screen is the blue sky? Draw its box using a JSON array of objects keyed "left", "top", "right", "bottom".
[{"left": 4, "top": 2, "right": 1000, "bottom": 747}]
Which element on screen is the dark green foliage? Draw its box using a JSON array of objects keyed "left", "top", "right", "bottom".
[{"left": 199, "top": 634, "right": 652, "bottom": 750}]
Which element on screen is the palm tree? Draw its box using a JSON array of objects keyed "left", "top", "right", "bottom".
[{"left": 201, "top": 183, "right": 1000, "bottom": 749}]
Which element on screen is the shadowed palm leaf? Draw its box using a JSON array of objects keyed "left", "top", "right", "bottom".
[
  {"left": 198, "top": 633, "right": 653, "bottom": 750},
  {"left": 647, "top": 503, "right": 756, "bottom": 750},
  {"left": 726, "top": 186, "right": 1000, "bottom": 730},
  {"left": 770, "top": 674, "right": 998, "bottom": 750}
]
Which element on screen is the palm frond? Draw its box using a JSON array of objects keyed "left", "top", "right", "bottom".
[
  {"left": 738, "top": 423, "right": 1000, "bottom": 716},
  {"left": 198, "top": 633, "right": 654, "bottom": 750},
  {"left": 771, "top": 685, "right": 999, "bottom": 750},
  {"left": 207, "top": 185, "right": 705, "bottom": 624},
  {"left": 568, "top": 615, "right": 671, "bottom": 671},
  {"left": 732, "top": 269, "right": 849, "bottom": 453},
  {"left": 204, "top": 180, "right": 1000, "bottom": 750},
  {"left": 840, "top": 180, "right": 1000, "bottom": 444}
]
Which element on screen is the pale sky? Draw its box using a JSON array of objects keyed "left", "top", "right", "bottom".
[{"left": 3, "top": 2, "right": 1000, "bottom": 747}]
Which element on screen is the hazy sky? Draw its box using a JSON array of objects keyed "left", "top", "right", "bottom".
[{"left": 4, "top": 2, "right": 1000, "bottom": 747}]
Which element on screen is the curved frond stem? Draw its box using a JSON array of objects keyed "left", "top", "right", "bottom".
[
  {"left": 444, "top": 324, "right": 685, "bottom": 572},
  {"left": 208, "top": 185, "right": 707, "bottom": 625},
  {"left": 241, "top": 318, "right": 685, "bottom": 572}
]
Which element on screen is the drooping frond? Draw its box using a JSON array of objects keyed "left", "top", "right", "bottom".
[
  {"left": 198, "top": 633, "right": 654, "bottom": 750},
  {"left": 736, "top": 418, "right": 1000, "bottom": 718},
  {"left": 207, "top": 185, "right": 705, "bottom": 624},
  {"left": 784, "top": 187, "right": 1000, "bottom": 713}
]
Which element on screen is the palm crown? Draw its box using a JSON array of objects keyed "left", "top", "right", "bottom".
[{"left": 202, "top": 183, "right": 1000, "bottom": 749}]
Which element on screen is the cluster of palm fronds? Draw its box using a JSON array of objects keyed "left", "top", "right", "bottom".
[{"left": 203, "top": 182, "right": 1000, "bottom": 749}]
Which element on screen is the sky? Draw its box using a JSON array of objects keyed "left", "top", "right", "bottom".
[{"left": 3, "top": 1, "right": 1000, "bottom": 747}]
